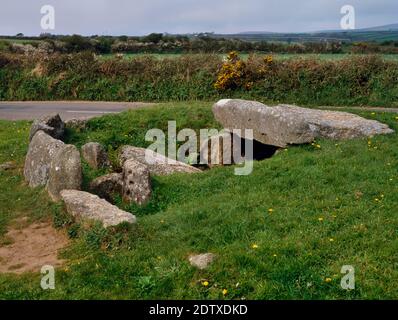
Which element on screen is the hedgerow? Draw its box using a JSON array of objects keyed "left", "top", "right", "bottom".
[{"left": 0, "top": 52, "right": 398, "bottom": 107}]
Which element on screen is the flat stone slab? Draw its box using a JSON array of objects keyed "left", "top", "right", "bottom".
[
  {"left": 213, "top": 99, "right": 394, "bottom": 148},
  {"left": 119, "top": 146, "right": 201, "bottom": 176},
  {"left": 60, "top": 190, "right": 136, "bottom": 228}
]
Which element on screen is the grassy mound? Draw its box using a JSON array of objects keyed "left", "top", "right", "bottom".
[{"left": 0, "top": 102, "right": 397, "bottom": 299}]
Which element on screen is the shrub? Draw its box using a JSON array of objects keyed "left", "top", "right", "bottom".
[
  {"left": 1, "top": 52, "right": 398, "bottom": 107},
  {"left": 214, "top": 51, "right": 246, "bottom": 91}
]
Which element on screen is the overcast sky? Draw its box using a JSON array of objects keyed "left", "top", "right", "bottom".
[{"left": 0, "top": 0, "right": 397, "bottom": 36}]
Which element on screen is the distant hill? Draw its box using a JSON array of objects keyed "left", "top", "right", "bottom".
[
  {"left": 240, "top": 23, "right": 398, "bottom": 35},
  {"left": 314, "top": 23, "right": 398, "bottom": 33},
  {"left": 238, "top": 31, "right": 277, "bottom": 35},
  {"left": 219, "top": 24, "right": 398, "bottom": 43},
  {"left": 360, "top": 23, "right": 398, "bottom": 32}
]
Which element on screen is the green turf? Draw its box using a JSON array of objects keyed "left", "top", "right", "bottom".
[{"left": 0, "top": 102, "right": 397, "bottom": 299}]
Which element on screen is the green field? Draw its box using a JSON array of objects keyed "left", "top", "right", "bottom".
[
  {"left": 0, "top": 102, "right": 397, "bottom": 299},
  {"left": 101, "top": 53, "right": 398, "bottom": 61}
]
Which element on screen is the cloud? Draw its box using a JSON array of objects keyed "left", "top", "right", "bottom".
[{"left": 0, "top": 0, "right": 397, "bottom": 35}]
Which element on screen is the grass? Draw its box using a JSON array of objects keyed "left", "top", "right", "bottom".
[{"left": 0, "top": 101, "right": 397, "bottom": 299}]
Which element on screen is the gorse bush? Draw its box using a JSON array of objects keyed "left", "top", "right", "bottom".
[
  {"left": 1, "top": 52, "right": 398, "bottom": 106},
  {"left": 214, "top": 51, "right": 274, "bottom": 91}
]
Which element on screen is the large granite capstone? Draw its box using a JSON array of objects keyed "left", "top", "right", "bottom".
[{"left": 213, "top": 99, "right": 394, "bottom": 148}]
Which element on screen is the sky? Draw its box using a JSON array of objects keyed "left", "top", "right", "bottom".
[{"left": 0, "top": 0, "right": 397, "bottom": 36}]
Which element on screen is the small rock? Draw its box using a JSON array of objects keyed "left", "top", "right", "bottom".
[
  {"left": 189, "top": 253, "right": 216, "bottom": 270},
  {"left": 60, "top": 190, "right": 136, "bottom": 228},
  {"left": 119, "top": 146, "right": 201, "bottom": 176},
  {"left": 122, "top": 159, "right": 152, "bottom": 205},
  {"left": 90, "top": 173, "right": 123, "bottom": 202},
  {"left": 82, "top": 142, "right": 110, "bottom": 169},
  {"left": 47, "top": 145, "right": 82, "bottom": 202},
  {"left": 24, "top": 131, "right": 65, "bottom": 187},
  {"left": 29, "top": 114, "right": 65, "bottom": 142},
  {"left": 65, "top": 118, "right": 88, "bottom": 131},
  {"left": 0, "top": 162, "right": 16, "bottom": 171}
]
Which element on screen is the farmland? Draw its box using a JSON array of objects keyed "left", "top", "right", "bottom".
[{"left": 0, "top": 102, "right": 397, "bottom": 299}]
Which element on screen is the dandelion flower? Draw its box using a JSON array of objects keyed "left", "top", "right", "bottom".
[
  {"left": 251, "top": 244, "right": 259, "bottom": 249},
  {"left": 222, "top": 289, "right": 228, "bottom": 296},
  {"left": 325, "top": 278, "right": 332, "bottom": 283},
  {"left": 318, "top": 217, "right": 324, "bottom": 222},
  {"left": 268, "top": 208, "right": 274, "bottom": 214},
  {"left": 202, "top": 281, "right": 209, "bottom": 287}
]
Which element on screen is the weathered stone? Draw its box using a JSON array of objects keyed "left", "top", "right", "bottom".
[
  {"left": 47, "top": 145, "right": 82, "bottom": 202},
  {"left": 24, "top": 131, "right": 65, "bottom": 187},
  {"left": 213, "top": 99, "right": 394, "bottom": 148},
  {"left": 82, "top": 142, "right": 110, "bottom": 169},
  {"left": 189, "top": 253, "right": 216, "bottom": 270},
  {"left": 122, "top": 159, "right": 151, "bottom": 205},
  {"left": 119, "top": 146, "right": 201, "bottom": 176},
  {"left": 199, "top": 131, "right": 235, "bottom": 167},
  {"left": 90, "top": 173, "right": 123, "bottom": 202},
  {"left": 29, "top": 114, "right": 65, "bottom": 142},
  {"left": 65, "top": 118, "right": 88, "bottom": 131},
  {"left": 0, "top": 161, "right": 16, "bottom": 171},
  {"left": 60, "top": 190, "right": 136, "bottom": 228}
]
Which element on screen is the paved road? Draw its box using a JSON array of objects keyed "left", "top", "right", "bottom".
[
  {"left": 319, "top": 106, "right": 398, "bottom": 113},
  {"left": 0, "top": 101, "right": 152, "bottom": 121}
]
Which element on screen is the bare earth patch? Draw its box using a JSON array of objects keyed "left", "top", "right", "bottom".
[{"left": 0, "top": 218, "right": 69, "bottom": 274}]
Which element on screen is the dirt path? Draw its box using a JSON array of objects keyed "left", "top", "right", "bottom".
[{"left": 0, "top": 218, "right": 69, "bottom": 274}]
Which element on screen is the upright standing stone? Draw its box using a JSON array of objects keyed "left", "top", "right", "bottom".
[
  {"left": 199, "top": 131, "right": 234, "bottom": 167},
  {"left": 24, "top": 131, "right": 65, "bottom": 187},
  {"left": 82, "top": 142, "right": 110, "bottom": 169},
  {"left": 122, "top": 159, "right": 152, "bottom": 205},
  {"left": 47, "top": 144, "right": 83, "bottom": 202}
]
